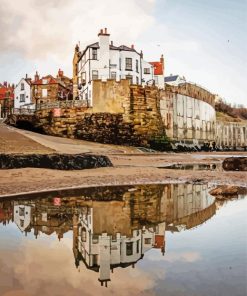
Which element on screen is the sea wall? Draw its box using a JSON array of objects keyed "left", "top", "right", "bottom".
[
  {"left": 216, "top": 120, "right": 247, "bottom": 149},
  {"left": 160, "top": 91, "right": 216, "bottom": 144}
]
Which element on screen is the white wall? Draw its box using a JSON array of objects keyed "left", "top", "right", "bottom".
[{"left": 14, "top": 79, "right": 32, "bottom": 109}]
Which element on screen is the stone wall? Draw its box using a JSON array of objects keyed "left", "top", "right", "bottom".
[{"left": 34, "top": 80, "right": 164, "bottom": 147}]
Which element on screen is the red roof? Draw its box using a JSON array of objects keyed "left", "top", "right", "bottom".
[
  {"left": 32, "top": 75, "right": 59, "bottom": 85},
  {"left": 149, "top": 61, "right": 163, "bottom": 75},
  {"left": 0, "top": 86, "right": 14, "bottom": 100}
]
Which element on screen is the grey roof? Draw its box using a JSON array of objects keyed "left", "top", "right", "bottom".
[
  {"left": 80, "top": 42, "right": 140, "bottom": 60},
  {"left": 88, "top": 42, "right": 99, "bottom": 48},
  {"left": 165, "top": 75, "right": 179, "bottom": 82}
]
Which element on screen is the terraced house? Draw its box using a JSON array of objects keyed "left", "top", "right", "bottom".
[{"left": 73, "top": 28, "right": 165, "bottom": 106}]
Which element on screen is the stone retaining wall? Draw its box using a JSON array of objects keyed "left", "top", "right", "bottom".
[{"left": 33, "top": 82, "right": 165, "bottom": 147}]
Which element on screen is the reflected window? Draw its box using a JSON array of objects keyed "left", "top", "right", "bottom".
[
  {"left": 144, "top": 238, "right": 151, "bottom": 244},
  {"left": 136, "top": 240, "right": 140, "bottom": 253},
  {"left": 20, "top": 219, "right": 24, "bottom": 228},
  {"left": 81, "top": 228, "right": 87, "bottom": 242},
  {"left": 19, "top": 207, "right": 25, "bottom": 217},
  {"left": 126, "top": 242, "right": 133, "bottom": 256}
]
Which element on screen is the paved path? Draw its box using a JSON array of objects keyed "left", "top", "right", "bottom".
[
  {"left": 0, "top": 124, "right": 53, "bottom": 154},
  {"left": 0, "top": 124, "right": 138, "bottom": 155}
]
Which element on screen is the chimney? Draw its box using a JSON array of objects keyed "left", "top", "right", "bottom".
[
  {"left": 3, "top": 81, "right": 7, "bottom": 87},
  {"left": 131, "top": 44, "right": 134, "bottom": 49},
  {"left": 160, "top": 54, "right": 164, "bottom": 75},
  {"left": 25, "top": 73, "right": 28, "bottom": 79},
  {"left": 140, "top": 50, "right": 143, "bottom": 58},
  {"left": 111, "top": 41, "right": 113, "bottom": 46},
  {"left": 58, "top": 68, "right": 64, "bottom": 77},
  {"left": 160, "top": 54, "right": 164, "bottom": 66},
  {"left": 34, "top": 71, "right": 40, "bottom": 82},
  {"left": 98, "top": 28, "right": 110, "bottom": 36}
]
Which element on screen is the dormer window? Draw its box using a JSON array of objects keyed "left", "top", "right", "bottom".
[
  {"left": 21, "top": 83, "right": 25, "bottom": 90},
  {"left": 42, "top": 79, "right": 48, "bottom": 84}
]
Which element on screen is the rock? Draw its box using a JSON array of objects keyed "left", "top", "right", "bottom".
[
  {"left": 0, "top": 153, "right": 113, "bottom": 170},
  {"left": 209, "top": 185, "right": 247, "bottom": 199},
  {"left": 222, "top": 157, "right": 247, "bottom": 171}
]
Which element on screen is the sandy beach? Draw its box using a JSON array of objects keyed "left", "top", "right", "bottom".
[{"left": 0, "top": 123, "right": 246, "bottom": 197}]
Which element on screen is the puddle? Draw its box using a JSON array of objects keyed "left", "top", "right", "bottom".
[
  {"left": 0, "top": 184, "right": 246, "bottom": 295},
  {"left": 159, "top": 163, "right": 222, "bottom": 171}
]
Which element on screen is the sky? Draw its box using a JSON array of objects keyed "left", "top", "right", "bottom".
[{"left": 0, "top": 0, "right": 246, "bottom": 106}]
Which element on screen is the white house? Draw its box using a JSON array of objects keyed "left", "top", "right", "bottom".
[
  {"left": 74, "top": 28, "right": 165, "bottom": 106},
  {"left": 14, "top": 205, "right": 32, "bottom": 232},
  {"left": 14, "top": 76, "right": 34, "bottom": 110},
  {"left": 164, "top": 74, "right": 186, "bottom": 86},
  {"left": 75, "top": 206, "right": 165, "bottom": 285}
]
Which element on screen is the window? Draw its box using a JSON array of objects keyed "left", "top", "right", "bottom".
[
  {"left": 136, "top": 76, "right": 139, "bottom": 85},
  {"left": 81, "top": 228, "right": 87, "bottom": 242},
  {"left": 126, "top": 75, "right": 133, "bottom": 84},
  {"left": 19, "top": 207, "right": 25, "bottom": 216},
  {"left": 20, "top": 94, "right": 25, "bottom": 102},
  {"left": 154, "top": 76, "right": 158, "bottom": 85},
  {"left": 92, "top": 48, "right": 97, "bottom": 60},
  {"left": 126, "top": 242, "right": 133, "bottom": 256},
  {"left": 111, "top": 72, "right": 116, "bottom": 79},
  {"left": 144, "top": 238, "right": 152, "bottom": 244},
  {"left": 20, "top": 220, "right": 24, "bottom": 228},
  {"left": 136, "top": 60, "right": 139, "bottom": 73},
  {"left": 92, "top": 70, "right": 98, "bottom": 80},
  {"left": 42, "top": 79, "right": 48, "bottom": 84},
  {"left": 144, "top": 68, "right": 150, "bottom": 74},
  {"left": 136, "top": 240, "right": 140, "bottom": 253},
  {"left": 82, "top": 72, "right": 86, "bottom": 85},
  {"left": 21, "top": 83, "right": 25, "bottom": 90},
  {"left": 119, "top": 58, "right": 121, "bottom": 70},
  {"left": 125, "top": 58, "right": 132, "bottom": 70},
  {"left": 42, "top": 88, "right": 47, "bottom": 98}
]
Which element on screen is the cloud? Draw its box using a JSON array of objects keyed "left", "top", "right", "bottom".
[
  {"left": 0, "top": 237, "right": 156, "bottom": 296},
  {"left": 147, "top": 250, "right": 201, "bottom": 263},
  {"left": 0, "top": 0, "right": 155, "bottom": 60}
]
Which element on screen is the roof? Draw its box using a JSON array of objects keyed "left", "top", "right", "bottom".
[
  {"left": 149, "top": 61, "right": 163, "bottom": 75},
  {"left": 32, "top": 75, "right": 59, "bottom": 85},
  {"left": 0, "top": 86, "right": 14, "bottom": 100},
  {"left": 24, "top": 78, "right": 32, "bottom": 85},
  {"left": 80, "top": 42, "right": 140, "bottom": 59},
  {"left": 165, "top": 75, "right": 179, "bottom": 82}
]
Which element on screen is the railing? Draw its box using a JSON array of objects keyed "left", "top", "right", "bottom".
[
  {"left": 13, "top": 108, "right": 35, "bottom": 115},
  {"left": 36, "top": 100, "right": 89, "bottom": 110},
  {"left": 13, "top": 100, "right": 89, "bottom": 115}
]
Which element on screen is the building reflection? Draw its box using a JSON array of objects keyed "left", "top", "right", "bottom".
[{"left": 0, "top": 184, "right": 216, "bottom": 286}]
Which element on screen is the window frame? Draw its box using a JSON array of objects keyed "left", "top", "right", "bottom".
[
  {"left": 92, "top": 70, "right": 99, "bottom": 80},
  {"left": 125, "top": 58, "right": 132, "bottom": 71},
  {"left": 92, "top": 48, "right": 97, "bottom": 60},
  {"left": 20, "top": 94, "right": 25, "bottom": 102},
  {"left": 144, "top": 68, "right": 150, "bottom": 74},
  {"left": 126, "top": 242, "right": 133, "bottom": 256}
]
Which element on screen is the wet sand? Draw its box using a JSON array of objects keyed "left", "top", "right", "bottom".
[{"left": 0, "top": 123, "right": 246, "bottom": 197}]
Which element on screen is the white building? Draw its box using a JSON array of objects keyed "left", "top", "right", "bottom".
[
  {"left": 164, "top": 74, "right": 186, "bottom": 86},
  {"left": 14, "top": 76, "right": 34, "bottom": 110},
  {"left": 14, "top": 205, "right": 32, "bottom": 232},
  {"left": 75, "top": 206, "right": 165, "bottom": 285},
  {"left": 74, "top": 28, "right": 165, "bottom": 106}
]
